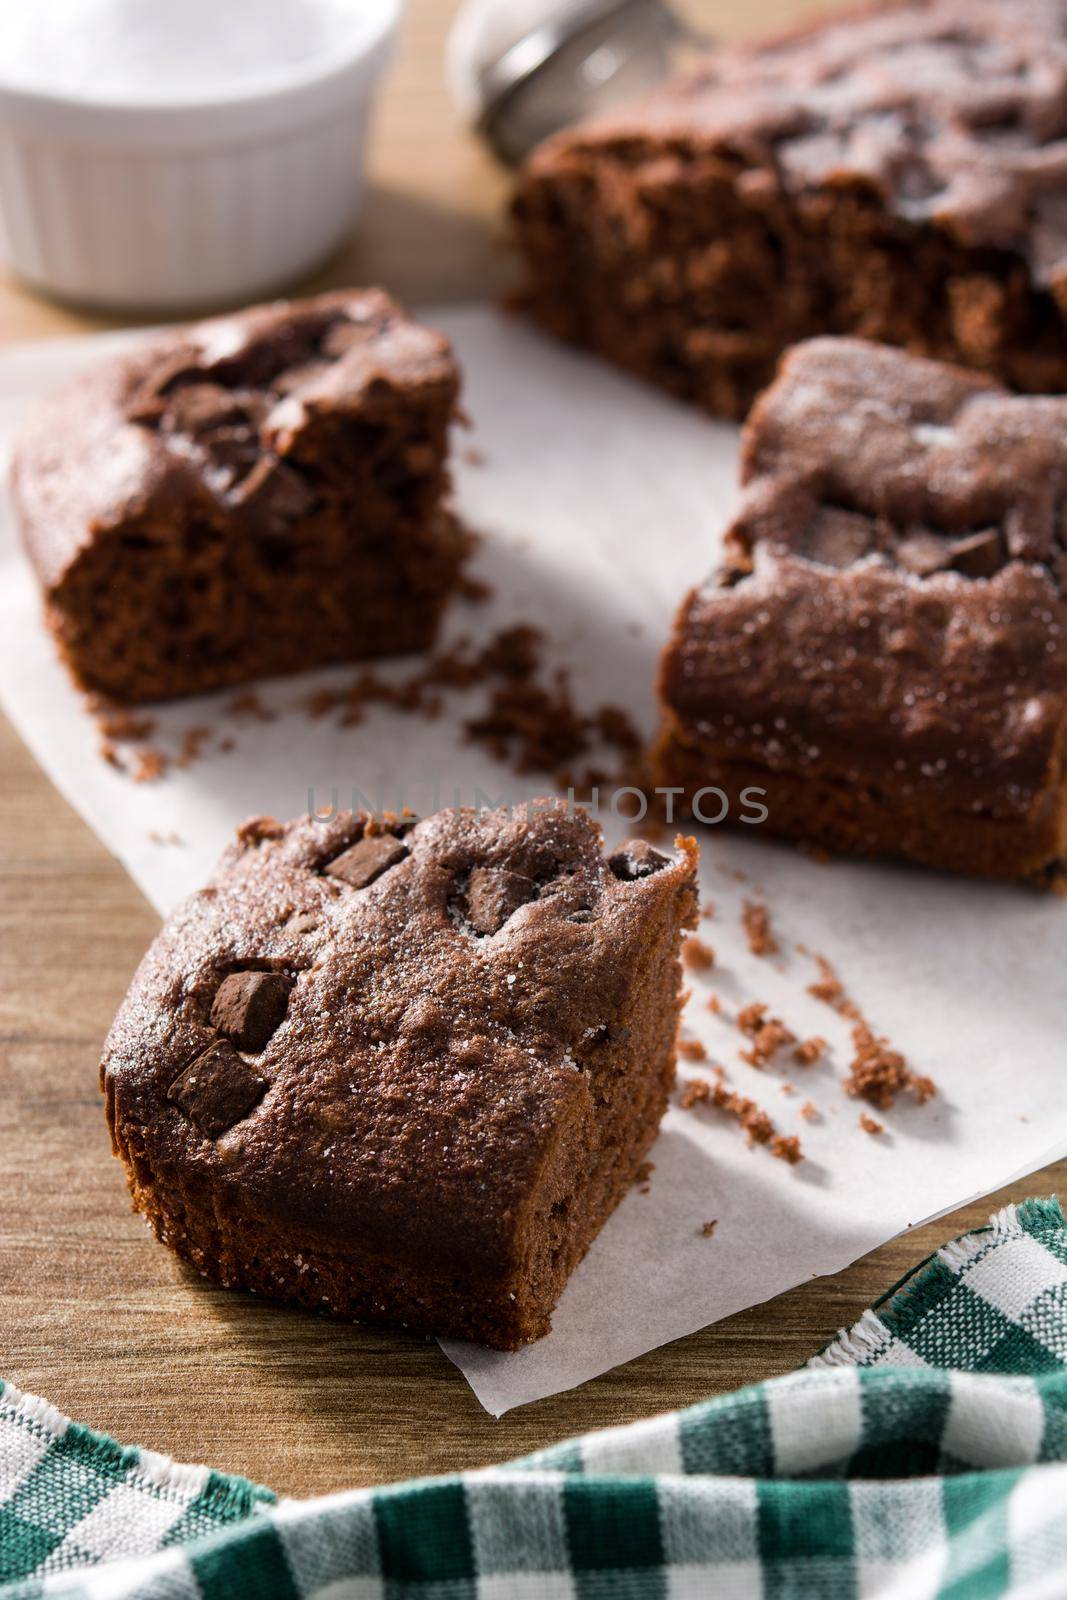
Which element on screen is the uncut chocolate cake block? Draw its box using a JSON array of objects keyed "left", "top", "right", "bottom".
[
  {"left": 12, "top": 290, "right": 462, "bottom": 703},
  {"left": 102, "top": 804, "right": 698, "bottom": 1348},
  {"left": 653, "top": 338, "right": 1067, "bottom": 887},
  {"left": 512, "top": 0, "right": 1067, "bottom": 420}
]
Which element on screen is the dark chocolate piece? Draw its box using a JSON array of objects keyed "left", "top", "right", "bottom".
[
  {"left": 949, "top": 530, "right": 1003, "bottom": 578},
  {"left": 801, "top": 509, "right": 875, "bottom": 570},
  {"left": 466, "top": 865, "right": 536, "bottom": 934},
  {"left": 896, "top": 532, "right": 953, "bottom": 577},
  {"left": 324, "top": 834, "right": 408, "bottom": 890},
  {"left": 210, "top": 971, "right": 293, "bottom": 1052},
  {"left": 168, "top": 1040, "right": 267, "bottom": 1138}
]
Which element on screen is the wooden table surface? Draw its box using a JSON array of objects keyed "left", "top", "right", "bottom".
[{"left": 1, "top": 0, "right": 1062, "bottom": 1498}]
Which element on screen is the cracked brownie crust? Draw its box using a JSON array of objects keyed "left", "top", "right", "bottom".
[
  {"left": 654, "top": 338, "right": 1067, "bottom": 886},
  {"left": 12, "top": 290, "right": 462, "bottom": 703},
  {"left": 102, "top": 803, "right": 698, "bottom": 1348},
  {"left": 513, "top": 0, "right": 1067, "bottom": 418}
]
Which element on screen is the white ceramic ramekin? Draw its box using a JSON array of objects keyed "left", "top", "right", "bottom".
[{"left": 0, "top": 0, "right": 402, "bottom": 313}]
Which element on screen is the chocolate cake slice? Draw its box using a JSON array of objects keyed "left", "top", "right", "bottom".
[
  {"left": 12, "top": 290, "right": 462, "bottom": 703},
  {"left": 102, "top": 803, "right": 698, "bottom": 1348},
  {"left": 653, "top": 338, "right": 1067, "bottom": 887},
  {"left": 512, "top": 0, "right": 1067, "bottom": 419}
]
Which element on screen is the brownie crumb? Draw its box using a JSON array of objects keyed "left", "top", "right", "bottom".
[
  {"left": 678, "top": 1036, "right": 707, "bottom": 1062},
  {"left": 807, "top": 954, "right": 859, "bottom": 1018},
  {"left": 706, "top": 994, "right": 722, "bottom": 1015},
  {"left": 97, "top": 709, "right": 157, "bottom": 743},
  {"left": 634, "top": 1160, "right": 655, "bottom": 1186},
  {"left": 300, "top": 621, "right": 643, "bottom": 796},
  {"left": 800, "top": 1100, "right": 818, "bottom": 1122},
  {"left": 458, "top": 573, "right": 493, "bottom": 603},
  {"left": 93, "top": 699, "right": 232, "bottom": 784},
  {"left": 132, "top": 747, "right": 169, "bottom": 784},
  {"left": 468, "top": 671, "right": 602, "bottom": 779},
  {"left": 742, "top": 900, "right": 777, "bottom": 956},
  {"left": 596, "top": 705, "right": 643, "bottom": 753},
  {"left": 740, "top": 1016, "right": 795, "bottom": 1068},
  {"left": 806, "top": 953, "right": 937, "bottom": 1111},
  {"left": 700, "top": 1219, "right": 718, "bottom": 1238},
  {"left": 700, "top": 901, "right": 716, "bottom": 920},
  {"left": 227, "top": 690, "right": 276, "bottom": 722},
  {"left": 682, "top": 936, "right": 715, "bottom": 971},
  {"left": 175, "top": 724, "right": 212, "bottom": 769},
  {"left": 95, "top": 600, "right": 643, "bottom": 795},
  {"left": 793, "top": 1036, "right": 828, "bottom": 1067},
  {"left": 771, "top": 1134, "right": 803, "bottom": 1164},
  {"left": 736, "top": 1002, "right": 796, "bottom": 1066},
  {"left": 94, "top": 701, "right": 166, "bottom": 776},
  {"left": 780, "top": 1082, "right": 795, "bottom": 1095},
  {"left": 846, "top": 1022, "right": 936, "bottom": 1111},
  {"left": 236, "top": 815, "right": 284, "bottom": 846},
  {"left": 726, "top": 1090, "right": 775, "bottom": 1147},
  {"left": 859, "top": 1113, "right": 884, "bottom": 1135},
  {"left": 736, "top": 1002, "right": 766, "bottom": 1035},
  {"left": 680, "top": 1074, "right": 802, "bottom": 1160}
]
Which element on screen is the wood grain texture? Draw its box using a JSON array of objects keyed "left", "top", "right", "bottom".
[{"left": 0, "top": 0, "right": 1063, "bottom": 1498}]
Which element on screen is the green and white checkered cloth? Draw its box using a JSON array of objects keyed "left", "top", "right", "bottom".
[{"left": 5, "top": 1197, "right": 1067, "bottom": 1599}]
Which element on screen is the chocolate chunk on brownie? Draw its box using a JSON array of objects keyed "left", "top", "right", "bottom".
[
  {"left": 210, "top": 971, "right": 292, "bottom": 1052},
  {"left": 464, "top": 865, "right": 536, "bottom": 934},
  {"left": 324, "top": 833, "right": 409, "bottom": 890},
  {"left": 653, "top": 338, "right": 1067, "bottom": 887},
  {"left": 101, "top": 803, "right": 698, "bottom": 1348},
  {"left": 512, "top": 0, "right": 1067, "bottom": 419},
  {"left": 12, "top": 290, "right": 463, "bottom": 703},
  {"left": 168, "top": 1041, "right": 267, "bottom": 1140}
]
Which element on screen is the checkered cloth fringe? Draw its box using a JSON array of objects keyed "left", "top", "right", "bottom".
[{"left": 5, "top": 1197, "right": 1067, "bottom": 1599}]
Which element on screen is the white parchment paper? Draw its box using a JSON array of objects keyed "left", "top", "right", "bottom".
[{"left": 1, "top": 309, "right": 1064, "bottom": 1416}]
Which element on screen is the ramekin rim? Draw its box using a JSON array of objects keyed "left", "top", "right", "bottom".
[{"left": 0, "top": 0, "right": 403, "bottom": 120}]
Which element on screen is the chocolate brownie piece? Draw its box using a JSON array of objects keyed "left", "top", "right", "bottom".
[
  {"left": 512, "top": 0, "right": 1067, "bottom": 419},
  {"left": 12, "top": 290, "right": 462, "bottom": 703},
  {"left": 653, "top": 338, "right": 1067, "bottom": 887},
  {"left": 101, "top": 803, "right": 698, "bottom": 1348}
]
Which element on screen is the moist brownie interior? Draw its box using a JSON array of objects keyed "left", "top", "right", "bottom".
[
  {"left": 102, "top": 804, "right": 698, "bottom": 1348},
  {"left": 654, "top": 338, "right": 1067, "bottom": 887},
  {"left": 512, "top": 0, "right": 1067, "bottom": 420},
  {"left": 12, "top": 291, "right": 463, "bottom": 703}
]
